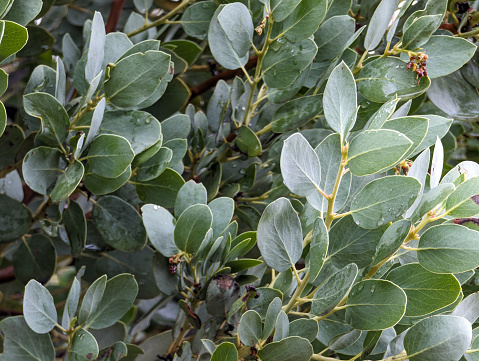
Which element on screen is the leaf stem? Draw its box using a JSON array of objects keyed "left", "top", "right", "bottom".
[
  {"left": 243, "top": 17, "right": 274, "bottom": 127},
  {"left": 311, "top": 353, "right": 344, "bottom": 360},
  {"left": 127, "top": 0, "right": 195, "bottom": 38},
  {"left": 325, "top": 145, "right": 349, "bottom": 229},
  {"left": 352, "top": 51, "right": 368, "bottom": 76},
  {"left": 282, "top": 269, "right": 310, "bottom": 314}
]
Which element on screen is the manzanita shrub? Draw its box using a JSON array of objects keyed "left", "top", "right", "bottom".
[{"left": 1, "top": 0, "right": 479, "bottom": 360}]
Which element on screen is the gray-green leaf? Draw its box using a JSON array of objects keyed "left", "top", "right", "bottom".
[{"left": 257, "top": 198, "right": 303, "bottom": 272}]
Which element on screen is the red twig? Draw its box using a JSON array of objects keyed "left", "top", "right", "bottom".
[
  {"left": 105, "top": 0, "right": 127, "bottom": 33},
  {"left": 0, "top": 266, "right": 15, "bottom": 283}
]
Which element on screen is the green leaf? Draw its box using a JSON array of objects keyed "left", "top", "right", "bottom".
[
  {"left": 311, "top": 263, "right": 358, "bottom": 316},
  {"left": 280, "top": 133, "right": 321, "bottom": 197},
  {"left": 401, "top": 15, "right": 441, "bottom": 50},
  {"left": 271, "top": 0, "right": 301, "bottom": 21},
  {"left": 288, "top": 318, "right": 319, "bottom": 342},
  {"left": 263, "top": 297, "right": 282, "bottom": 339},
  {"left": 163, "top": 40, "right": 202, "bottom": 66},
  {"left": 84, "top": 166, "right": 131, "bottom": 195},
  {"left": 0, "top": 1, "right": 13, "bottom": 18},
  {"left": 50, "top": 160, "right": 84, "bottom": 202},
  {"left": 217, "top": 3, "right": 253, "bottom": 57},
  {"left": 83, "top": 98, "right": 105, "bottom": 151},
  {"left": 0, "top": 21, "right": 28, "bottom": 62},
  {"left": 414, "top": 115, "right": 452, "bottom": 156},
  {"left": 78, "top": 275, "right": 107, "bottom": 325},
  {"left": 452, "top": 293, "right": 479, "bottom": 323},
  {"left": 0, "top": 169, "right": 22, "bottom": 201},
  {"left": 323, "top": 61, "right": 357, "bottom": 140},
  {"left": 22, "top": 146, "right": 61, "bottom": 194},
  {"left": 309, "top": 217, "right": 328, "bottom": 282},
  {"left": 420, "top": 36, "right": 476, "bottom": 78},
  {"left": 0, "top": 194, "right": 32, "bottom": 242},
  {"left": 174, "top": 204, "right": 212, "bottom": 254},
  {"left": 257, "top": 336, "right": 313, "bottom": 361},
  {"left": 345, "top": 279, "right": 407, "bottom": 330},
  {"left": 0, "top": 316, "right": 55, "bottom": 361},
  {"left": 262, "top": 38, "right": 317, "bottom": 89},
  {"left": 85, "top": 11, "right": 105, "bottom": 83},
  {"left": 136, "top": 147, "right": 172, "bottom": 181},
  {"left": 175, "top": 180, "right": 207, "bottom": 217},
  {"left": 271, "top": 95, "right": 322, "bottom": 133},
  {"left": 208, "top": 5, "right": 249, "bottom": 70},
  {"left": 63, "top": 200, "right": 87, "bottom": 258},
  {"left": 85, "top": 274, "right": 138, "bottom": 329},
  {"left": 63, "top": 33, "right": 81, "bottom": 75},
  {"left": 227, "top": 232, "right": 256, "bottom": 261},
  {"left": 0, "top": 101, "right": 5, "bottom": 137},
  {"left": 238, "top": 310, "right": 263, "bottom": 347},
  {"left": 347, "top": 129, "right": 412, "bottom": 176},
  {"left": 365, "top": 98, "right": 400, "bottom": 129},
  {"left": 386, "top": 263, "right": 461, "bottom": 317},
  {"left": 104, "top": 51, "right": 171, "bottom": 108},
  {"left": 161, "top": 114, "right": 191, "bottom": 141},
  {"left": 70, "top": 329, "right": 99, "bottom": 361},
  {"left": 0, "top": 68, "right": 8, "bottom": 99},
  {"left": 209, "top": 197, "right": 235, "bottom": 239},
  {"left": 380, "top": 116, "right": 429, "bottom": 157},
  {"left": 23, "top": 280, "right": 57, "bottom": 334},
  {"left": 206, "top": 80, "right": 230, "bottom": 132},
  {"left": 417, "top": 224, "right": 479, "bottom": 273},
  {"left": 280, "top": 0, "right": 327, "bottom": 42},
  {"left": 226, "top": 258, "right": 262, "bottom": 272},
  {"left": 247, "top": 287, "right": 283, "bottom": 318},
  {"left": 358, "top": 57, "right": 430, "bottom": 103},
  {"left": 85, "top": 134, "right": 134, "bottom": 178},
  {"left": 257, "top": 198, "right": 302, "bottom": 272},
  {"left": 92, "top": 195, "right": 147, "bottom": 252},
  {"left": 135, "top": 168, "right": 185, "bottom": 207},
  {"left": 211, "top": 342, "right": 238, "bottom": 361},
  {"left": 236, "top": 125, "right": 262, "bottom": 157},
  {"left": 328, "top": 329, "right": 361, "bottom": 351},
  {"left": 350, "top": 176, "right": 421, "bottom": 229},
  {"left": 308, "top": 133, "right": 351, "bottom": 214},
  {"left": 363, "top": 0, "right": 400, "bottom": 50},
  {"left": 314, "top": 15, "right": 355, "bottom": 63},
  {"left": 372, "top": 219, "right": 411, "bottom": 266},
  {"left": 181, "top": 1, "right": 217, "bottom": 40},
  {"left": 23, "top": 92, "right": 70, "bottom": 147},
  {"left": 164, "top": 138, "right": 187, "bottom": 167},
  {"left": 133, "top": 0, "right": 153, "bottom": 13},
  {"left": 99, "top": 110, "right": 161, "bottom": 155},
  {"left": 61, "top": 277, "right": 81, "bottom": 330},
  {"left": 96, "top": 248, "right": 160, "bottom": 299},
  {"left": 445, "top": 177, "right": 479, "bottom": 217},
  {"left": 404, "top": 315, "right": 472, "bottom": 361},
  {"left": 142, "top": 204, "right": 178, "bottom": 257},
  {"left": 13, "top": 234, "right": 56, "bottom": 284},
  {"left": 271, "top": 269, "right": 293, "bottom": 296},
  {"left": 328, "top": 215, "right": 386, "bottom": 268},
  {"left": 274, "top": 311, "right": 289, "bottom": 341}
]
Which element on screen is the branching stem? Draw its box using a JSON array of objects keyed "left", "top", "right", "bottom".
[{"left": 127, "top": 0, "right": 195, "bottom": 37}]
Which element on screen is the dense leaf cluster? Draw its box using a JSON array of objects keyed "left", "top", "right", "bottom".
[{"left": 1, "top": 0, "right": 479, "bottom": 360}]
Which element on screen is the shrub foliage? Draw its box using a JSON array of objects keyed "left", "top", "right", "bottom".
[{"left": 1, "top": 0, "right": 479, "bottom": 360}]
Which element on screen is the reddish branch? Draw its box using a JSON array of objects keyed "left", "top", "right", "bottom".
[
  {"left": 105, "top": 0, "right": 127, "bottom": 33},
  {"left": 0, "top": 266, "right": 15, "bottom": 283},
  {"left": 439, "top": 23, "right": 458, "bottom": 34},
  {"left": 189, "top": 56, "right": 258, "bottom": 100}
]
